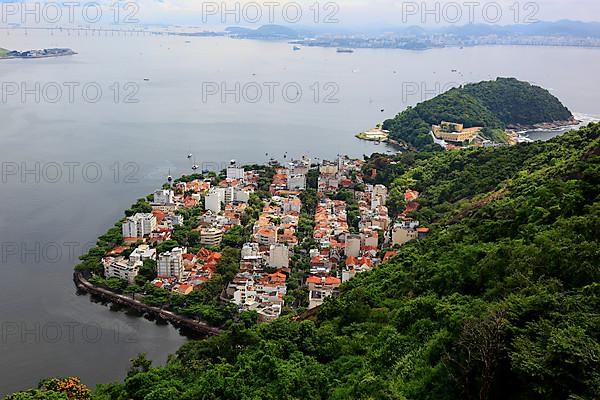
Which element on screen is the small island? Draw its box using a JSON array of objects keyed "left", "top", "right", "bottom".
[{"left": 0, "top": 47, "right": 76, "bottom": 59}]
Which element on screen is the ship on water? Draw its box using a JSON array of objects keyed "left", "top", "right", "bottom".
[{"left": 336, "top": 48, "right": 354, "bottom": 53}]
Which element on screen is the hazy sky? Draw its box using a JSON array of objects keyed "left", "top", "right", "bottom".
[
  {"left": 135, "top": 0, "right": 600, "bottom": 27},
  {"left": 2, "top": 0, "right": 600, "bottom": 29}
]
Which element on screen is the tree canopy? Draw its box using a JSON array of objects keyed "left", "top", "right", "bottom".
[
  {"left": 11, "top": 124, "right": 598, "bottom": 400},
  {"left": 383, "top": 78, "right": 574, "bottom": 150}
]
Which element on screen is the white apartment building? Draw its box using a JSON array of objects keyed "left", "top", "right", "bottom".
[
  {"left": 205, "top": 187, "right": 237, "bottom": 213},
  {"left": 205, "top": 188, "right": 223, "bottom": 213},
  {"left": 157, "top": 247, "right": 185, "bottom": 280},
  {"left": 234, "top": 187, "right": 252, "bottom": 203},
  {"left": 122, "top": 213, "right": 157, "bottom": 238},
  {"left": 129, "top": 244, "right": 156, "bottom": 263},
  {"left": 286, "top": 157, "right": 310, "bottom": 176},
  {"left": 281, "top": 197, "right": 302, "bottom": 214},
  {"left": 104, "top": 257, "right": 141, "bottom": 284},
  {"left": 153, "top": 189, "right": 175, "bottom": 205},
  {"left": 200, "top": 227, "right": 224, "bottom": 247},
  {"left": 370, "top": 184, "right": 388, "bottom": 209},
  {"left": 227, "top": 162, "right": 245, "bottom": 180},
  {"left": 345, "top": 234, "right": 361, "bottom": 257},
  {"left": 241, "top": 242, "right": 261, "bottom": 260},
  {"left": 165, "top": 214, "right": 184, "bottom": 227},
  {"left": 268, "top": 243, "right": 289, "bottom": 269},
  {"left": 288, "top": 174, "right": 307, "bottom": 191}
]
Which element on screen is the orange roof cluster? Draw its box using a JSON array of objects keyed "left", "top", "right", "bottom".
[
  {"left": 219, "top": 178, "right": 241, "bottom": 187},
  {"left": 313, "top": 198, "right": 349, "bottom": 242},
  {"left": 306, "top": 275, "right": 341, "bottom": 285},
  {"left": 197, "top": 248, "right": 222, "bottom": 264},
  {"left": 183, "top": 197, "right": 198, "bottom": 208},
  {"left": 179, "top": 179, "right": 211, "bottom": 194},
  {"left": 259, "top": 270, "right": 287, "bottom": 286},
  {"left": 151, "top": 210, "right": 166, "bottom": 222},
  {"left": 182, "top": 253, "right": 196, "bottom": 261},
  {"left": 346, "top": 256, "right": 374, "bottom": 268}
]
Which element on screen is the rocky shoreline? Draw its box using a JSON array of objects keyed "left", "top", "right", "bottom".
[{"left": 507, "top": 117, "right": 581, "bottom": 132}]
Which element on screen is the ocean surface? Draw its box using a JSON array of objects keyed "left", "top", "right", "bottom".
[{"left": 0, "top": 28, "right": 599, "bottom": 394}]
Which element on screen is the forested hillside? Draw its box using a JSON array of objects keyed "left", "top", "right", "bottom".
[
  {"left": 7, "top": 124, "right": 599, "bottom": 400},
  {"left": 462, "top": 78, "right": 573, "bottom": 126},
  {"left": 383, "top": 78, "right": 574, "bottom": 150}
]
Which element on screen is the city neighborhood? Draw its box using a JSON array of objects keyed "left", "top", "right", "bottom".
[{"left": 96, "top": 156, "right": 429, "bottom": 324}]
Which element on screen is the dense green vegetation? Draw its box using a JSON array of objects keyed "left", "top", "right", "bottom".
[
  {"left": 12, "top": 124, "right": 591, "bottom": 400},
  {"left": 383, "top": 78, "right": 574, "bottom": 150},
  {"left": 461, "top": 78, "right": 573, "bottom": 126},
  {"left": 11, "top": 124, "right": 597, "bottom": 400}
]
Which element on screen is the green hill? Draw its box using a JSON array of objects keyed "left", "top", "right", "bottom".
[
  {"left": 383, "top": 78, "right": 574, "bottom": 150},
  {"left": 10, "top": 124, "right": 597, "bottom": 400}
]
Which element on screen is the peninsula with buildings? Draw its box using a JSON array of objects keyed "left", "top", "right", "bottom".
[
  {"left": 355, "top": 126, "right": 390, "bottom": 143},
  {"left": 0, "top": 47, "right": 76, "bottom": 59},
  {"left": 74, "top": 156, "right": 428, "bottom": 326},
  {"left": 18, "top": 121, "right": 599, "bottom": 399},
  {"left": 75, "top": 78, "right": 572, "bottom": 329},
  {"left": 379, "top": 77, "right": 578, "bottom": 151}
]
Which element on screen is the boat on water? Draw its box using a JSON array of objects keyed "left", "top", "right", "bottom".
[
  {"left": 336, "top": 48, "right": 354, "bottom": 53},
  {"left": 293, "top": 46, "right": 301, "bottom": 51}
]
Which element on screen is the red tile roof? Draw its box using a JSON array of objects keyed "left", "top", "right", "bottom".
[{"left": 383, "top": 251, "right": 397, "bottom": 262}]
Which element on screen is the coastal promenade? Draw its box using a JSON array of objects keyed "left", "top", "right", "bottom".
[{"left": 73, "top": 272, "right": 223, "bottom": 336}]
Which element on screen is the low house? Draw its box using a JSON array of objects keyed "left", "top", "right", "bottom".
[
  {"left": 342, "top": 256, "right": 374, "bottom": 282},
  {"left": 173, "top": 283, "right": 193, "bottom": 295},
  {"left": 306, "top": 275, "right": 341, "bottom": 309}
]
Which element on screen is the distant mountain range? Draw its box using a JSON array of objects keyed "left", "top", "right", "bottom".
[
  {"left": 218, "top": 20, "right": 600, "bottom": 39},
  {"left": 225, "top": 24, "right": 304, "bottom": 40},
  {"left": 170, "top": 20, "right": 600, "bottom": 50}
]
